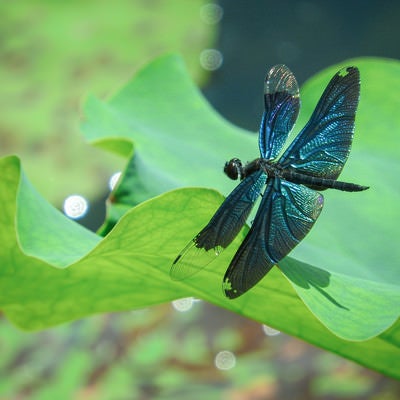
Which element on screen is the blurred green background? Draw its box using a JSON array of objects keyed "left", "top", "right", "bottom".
[{"left": 1, "top": 1, "right": 400, "bottom": 399}]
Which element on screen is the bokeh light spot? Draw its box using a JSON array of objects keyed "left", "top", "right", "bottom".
[
  {"left": 63, "top": 195, "right": 89, "bottom": 219},
  {"left": 200, "top": 49, "right": 223, "bottom": 71},
  {"left": 171, "top": 297, "right": 195, "bottom": 312},
  {"left": 214, "top": 350, "right": 236, "bottom": 370},
  {"left": 109, "top": 171, "right": 122, "bottom": 191},
  {"left": 200, "top": 3, "right": 223, "bottom": 24},
  {"left": 262, "top": 324, "right": 281, "bottom": 336}
]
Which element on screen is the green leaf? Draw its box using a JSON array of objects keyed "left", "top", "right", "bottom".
[{"left": 1, "top": 55, "right": 400, "bottom": 379}]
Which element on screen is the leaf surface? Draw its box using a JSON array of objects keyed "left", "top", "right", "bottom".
[{"left": 1, "top": 55, "right": 400, "bottom": 378}]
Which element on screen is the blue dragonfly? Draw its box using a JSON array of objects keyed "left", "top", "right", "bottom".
[{"left": 171, "top": 65, "right": 369, "bottom": 299}]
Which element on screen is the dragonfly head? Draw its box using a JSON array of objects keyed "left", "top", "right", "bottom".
[{"left": 224, "top": 158, "right": 243, "bottom": 180}]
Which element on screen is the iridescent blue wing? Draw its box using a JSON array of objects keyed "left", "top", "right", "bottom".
[
  {"left": 279, "top": 67, "right": 360, "bottom": 179},
  {"left": 259, "top": 65, "right": 300, "bottom": 160},
  {"left": 223, "top": 179, "right": 324, "bottom": 298},
  {"left": 171, "top": 171, "right": 267, "bottom": 280}
]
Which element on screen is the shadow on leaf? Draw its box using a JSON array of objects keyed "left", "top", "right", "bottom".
[{"left": 280, "top": 258, "right": 349, "bottom": 311}]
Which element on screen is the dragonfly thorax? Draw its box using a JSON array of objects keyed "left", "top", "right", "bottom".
[{"left": 224, "top": 157, "right": 280, "bottom": 181}]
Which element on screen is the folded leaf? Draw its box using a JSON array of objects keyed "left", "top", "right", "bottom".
[{"left": 1, "top": 55, "right": 400, "bottom": 379}]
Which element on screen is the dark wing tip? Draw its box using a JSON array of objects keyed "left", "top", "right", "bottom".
[
  {"left": 346, "top": 65, "right": 359, "bottom": 73},
  {"left": 222, "top": 278, "right": 243, "bottom": 299},
  {"left": 338, "top": 65, "right": 360, "bottom": 80}
]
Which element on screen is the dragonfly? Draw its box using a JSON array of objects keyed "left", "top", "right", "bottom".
[{"left": 171, "top": 64, "right": 369, "bottom": 299}]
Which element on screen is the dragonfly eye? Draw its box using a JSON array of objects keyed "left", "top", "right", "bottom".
[{"left": 224, "top": 158, "right": 243, "bottom": 180}]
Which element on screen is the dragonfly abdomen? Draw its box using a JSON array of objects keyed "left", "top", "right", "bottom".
[{"left": 282, "top": 169, "right": 369, "bottom": 192}]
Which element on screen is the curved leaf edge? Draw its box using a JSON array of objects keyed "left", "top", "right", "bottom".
[
  {"left": 2, "top": 155, "right": 400, "bottom": 378},
  {"left": 3, "top": 153, "right": 397, "bottom": 342}
]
